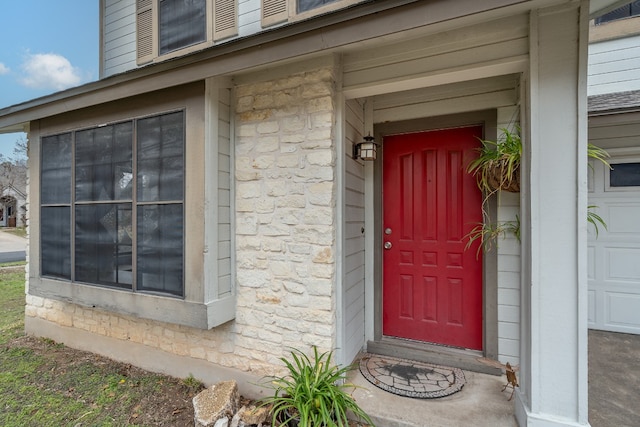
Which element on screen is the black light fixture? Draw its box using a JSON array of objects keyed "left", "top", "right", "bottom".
[{"left": 352, "top": 134, "right": 378, "bottom": 161}]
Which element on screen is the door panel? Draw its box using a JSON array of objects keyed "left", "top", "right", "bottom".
[{"left": 382, "top": 126, "right": 483, "bottom": 350}]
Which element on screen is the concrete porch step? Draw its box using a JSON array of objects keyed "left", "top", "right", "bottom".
[{"left": 347, "top": 366, "right": 517, "bottom": 427}]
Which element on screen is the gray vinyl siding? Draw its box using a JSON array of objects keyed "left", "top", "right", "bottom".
[
  {"left": 589, "top": 118, "right": 640, "bottom": 149},
  {"left": 102, "top": 0, "right": 261, "bottom": 77},
  {"left": 342, "top": 98, "right": 366, "bottom": 365},
  {"left": 588, "top": 34, "right": 640, "bottom": 96},
  {"left": 218, "top": 87, "right": 233, "bottom": 296},
  {"left": 103, "top": 0, "right": 137, "bottom": 78},
  {"left": 495, "top": 103, "right": 521, "bottom": 366},
  {"left": 239, "top": 0, "right": 262, "bottom": 37},
  {"left": 343, "top": 14, "right": 529, "bottom": 96}
]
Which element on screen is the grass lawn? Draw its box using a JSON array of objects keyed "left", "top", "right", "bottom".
[
  {"left": 1, "top": 227, "right": 27, "bottom": 238},
  {"left": 0, "top": 266, "right": 204, "bottom": 427}
]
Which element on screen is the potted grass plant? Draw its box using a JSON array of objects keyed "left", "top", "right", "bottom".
[
  {"left": 260, "top": 346, "right": 373, "bottom": 427},
  {"left": 466, "top": 127, "right": 610, "bottom": 250}
]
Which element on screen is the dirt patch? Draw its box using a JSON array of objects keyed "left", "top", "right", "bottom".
[{"left": 3, "top": 335, "right": 203, "bottom": 426}]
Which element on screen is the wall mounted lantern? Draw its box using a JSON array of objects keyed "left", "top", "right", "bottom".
[{"left": 352, "top": 134, "right": 378, "bottom": 161}]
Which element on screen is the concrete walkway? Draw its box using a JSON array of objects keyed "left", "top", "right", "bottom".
[
  {"left": 589, "top": 330, "right": 640, "bottom": 427},
  {"left": 347, "top": 330, "right": 640, "bottom": 427},
  {"left": 0, "top": 228, "right": 26, "bottom": 263}
]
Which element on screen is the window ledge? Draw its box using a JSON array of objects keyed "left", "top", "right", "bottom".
[{"left": 30, "top": 277, "right": 235, "bottom": 329}]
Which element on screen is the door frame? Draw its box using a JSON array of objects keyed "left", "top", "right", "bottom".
[{"left": 371, "top": 110, "right": 500, "bottom": 362}]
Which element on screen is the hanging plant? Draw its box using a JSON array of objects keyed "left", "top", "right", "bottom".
[
  {"left": 464, "top": 127, "right": 612, "bottom": 252},
  {"left": 467, "top": 127, "right": 521, "bottom": 193}
]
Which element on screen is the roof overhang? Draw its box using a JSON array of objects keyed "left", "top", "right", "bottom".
[{"left": 0, "top": 0, "right": 626, "bottom": 134}]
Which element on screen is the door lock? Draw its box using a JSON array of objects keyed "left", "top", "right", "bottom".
[{"left": 384, "top": 241, "right": 392, "bottom": 249}]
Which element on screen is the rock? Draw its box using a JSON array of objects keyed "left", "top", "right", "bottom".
[
  {"left": 241, "top": 404, "right": 271, "bottom": 425},
  {"left": 193, "top": 380, "right": 240, "bottom": 427}
]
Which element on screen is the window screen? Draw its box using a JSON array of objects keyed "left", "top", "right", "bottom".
[
  {"left": 610, "top": 162, "right": 640, "bottom": 187},
  {"left": 297, "top": 0, "right": 339, "bottom": 13},
  {"left": 40, "top": 112, "right": 185, "bottom": 297},
  {"left": 595, "top": 1, "right": 640, "bottom": 25},
  {"left": 41, "top": 133, "right": 72, "bottom": 279},
  {"left": 159, "top": 0, "right": 206, "bottom": 54}
]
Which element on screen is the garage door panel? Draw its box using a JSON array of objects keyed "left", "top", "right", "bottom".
[
  {"left": 608, "top": 204, "right": 640, "bottom": 233},
  {"left": 588, "top": 289, "right": 597, "bottom": 325},
  {"left": 588, "top": 246, "right": 596, "bottom": 280},
  {"left": 605, "top": 292, "right": 640, "bottom": 332},
  {"left": 607, "top": 247, "right": 640, "bottom": 281}
]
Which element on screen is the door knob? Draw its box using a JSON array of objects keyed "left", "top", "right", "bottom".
[{"left": 384, "top": 241, "right": 392, "bottom": 249}]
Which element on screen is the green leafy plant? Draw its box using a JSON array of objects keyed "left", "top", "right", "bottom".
[
  {"left": 587, "top": 143, "right": 611, "bottom": 170},
  {"left": 587, "top": 205, "right": 607, "bottom": 237},
  {"left": 465, "top": 126, "right": 612, "bottom": 250},
  {"left": 260, "top": 346, "right": 373, "bottom": 427},
  {"left": 465, "top": 216, "right": 521, "bottom": 256},
  {"left": 467, "top": 127, "right": 522, "bottom": 194}
]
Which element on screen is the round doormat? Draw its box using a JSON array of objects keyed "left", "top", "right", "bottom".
[{"left": 358, "top": 354, "right": 465, "bottom": 399}]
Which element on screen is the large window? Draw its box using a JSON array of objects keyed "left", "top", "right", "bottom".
[{"left": 40, "top": 111, "right": 185, "bottom": 297}]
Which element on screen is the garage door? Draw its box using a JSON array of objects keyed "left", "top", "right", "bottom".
[{"left": 588, "top": 153, "right": 640, "bottom": 334}]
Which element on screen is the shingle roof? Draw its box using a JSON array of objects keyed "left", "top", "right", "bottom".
[{"left": 588, "top": 89, "right": 640, "bottom": 114}]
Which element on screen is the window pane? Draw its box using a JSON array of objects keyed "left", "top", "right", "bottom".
[
  {"left": 159, "top": 0, "right": 206, "bottom": 54},
  {"left": 137, "top": 204, "right": 183, "bottom": 296},
  {"left": 75, "top": 204, "right": 133, "bottom": 288},
  {"left": 41, "top": 206, "right": 71, "bottom": 279},
  {"left": 610, "top": 163, "right": 640, "bottom": 187},
  {"left": 595, "top": 2, "right": 640, "bottom": 24},
  {"left": 137, "top": 111, "right": 184, "bottom": 202},
  {"left": 41, "top": 133, "right": 72, "bottom": 204},
  {"left": 297, "top": 0, "right": 339, "bottom": 13},
  {"left": 76, "top": 123, "right": 133, "bottom": 202}
]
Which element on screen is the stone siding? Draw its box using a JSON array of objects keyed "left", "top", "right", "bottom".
[
  {"left": 234, "top": 67, "right": 338, "bottom": 356},
  {"left": 23, "top": 66, "right": 339, "bottom": 378}
]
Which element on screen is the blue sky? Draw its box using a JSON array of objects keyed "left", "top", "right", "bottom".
[{"left": 0, "top": 1, "right": 98, "bottom": 159}]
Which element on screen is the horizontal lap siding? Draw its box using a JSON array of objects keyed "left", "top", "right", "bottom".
[
  {"left": 239, "top": 0, "right": 261, "bottom": 37},
  {"left": 588, "top": 34, "right": 640, "bottom": 96},
  {"left": 372, "top": 75, "right": 519, "bottom": 123},
  {"left": 589, "top": 120, "right": 640, "bottom": 149},
  {"left": 103, "top": 0, "right": 137, "bottom": 77},
  {"left": 219, "top": 88, "right": 233, "bottom": 297},
  {"left": 343, "top": 98, "right": 366, "bottom": 364},
  {"left": 343, "top": 14, "right": 529, "bottom": 94}
]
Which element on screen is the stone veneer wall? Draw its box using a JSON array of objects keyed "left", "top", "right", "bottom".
[
  {"left": 233, "top": 67, "right": 338, "bottom": 355},
  {"left": 23, "top": 66, "right": 339, "bottom": 379}
]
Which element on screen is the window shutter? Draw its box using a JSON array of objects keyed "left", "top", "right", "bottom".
[
  {"left": 136, "top": 0, "right": 155, "bottom": 64},
  {"left": 214, "top": 0, "right": 238, "bottom": 40},
  {"left": 262, "top": 0, "right": 288, "bottom": 27}
]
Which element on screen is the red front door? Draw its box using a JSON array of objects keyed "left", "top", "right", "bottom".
[{"left": 382, "top": 126, "right": 484, "bottom": 350}]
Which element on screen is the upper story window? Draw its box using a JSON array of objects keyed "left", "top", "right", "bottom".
[
  {"left": 297, "top": 0, "right": 339, "bottom": 13},
  {"left": 262, "top": 0, "right": 363, "bottom": 27},
  {"left": 159, "top": 0, "right": 207, "bottom": 55},
  {"left": 595, "top": 1, "right": 640, "bottom": 25},
  {"left": 137, "top": 0, "right": 237, "bottom": 64}
]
